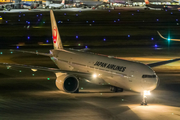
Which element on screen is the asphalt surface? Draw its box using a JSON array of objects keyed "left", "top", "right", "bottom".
[{"left": 0, "top": 47, "right": 180, "bottom": 120}]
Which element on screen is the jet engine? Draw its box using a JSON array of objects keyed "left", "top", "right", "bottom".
[{"left": 56, "top": 74, "right": 79, "bottom": 93}]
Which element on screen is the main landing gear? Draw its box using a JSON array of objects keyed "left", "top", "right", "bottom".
[{"left": 110, "top": 86, "right": 123, "bottom": 92}]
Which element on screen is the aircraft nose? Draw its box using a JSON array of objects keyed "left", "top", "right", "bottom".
[{"left": 142, "top": 77, "right": 159, "bottom": 91}]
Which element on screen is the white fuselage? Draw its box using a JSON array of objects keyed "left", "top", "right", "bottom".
[
  {"left": 49, "top": 3, "right": 64, "bottom": 8},
  {"left": 50, "top": 49, "right": 159, "bottom": 93}
]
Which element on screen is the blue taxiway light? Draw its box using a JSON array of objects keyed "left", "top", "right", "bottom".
[
  {"left": 28, "top": 22, "right": 30, "bottom": 24},
  {"left": 23, "top": 14, "right": 25, "bottom": 16},
  {"left": 76, "top": 36, "right": 78, "bottom": 38},
  {"left": 171, "top": 12, "right": 173, "bottom": 14},
  {"left": 151, "top": 38, "right": 154, "bottom": 40},
  {"left": 157, "top": 19, "right": 159, "bottom": 21},
  {"left": 46, "top": 40, "right": 49, "bottom": 43},
  {"left": 76, "top": 14, "right": 78, "bottom": 16},
  {"left": 58, "top": 21, "right": 61, "bottom": 23},
  {"left": 18, "top": 19, "right": 20, "bottom": 21},
  {"left": 19, "top": 15, "right": 21, "bottom": 17},
  {"left": 118, "top": 19, "right": 120, "bottom": 21},
  {"left": 114, "top": 20, "right": 116, "bottom": 22},
  {"left": 118, "top": 13, "right": 120, "bottom": 14},
  {"left": 67, "top": 19, "right": 69, "bottom": 21},
  {"left": 92, "top": 21, "right": 95, "bottom": 23},
  {"left": 176, "top": 19, "right": 178, "bottom": 21},
  {"left": 40, "top": 14, "right": 42, "bottom": 16},
  {"left": 128, "top": 35, "right": 130, "bottom": 37},
  {"left": 27, "top": 36, "right": 30, "bottom": 39},
  {"left": 6, "top": 21, "right": 8, "bottom": 23},
  {"left": 137, "top": 10, "right": 139, "bottom": 12},
  {"left": 85, "top": 46, "right": 88, "bottom": 48},
  {"left": 132, "top": 14, "right": 134, "bottom": 15},
  {"left": 64, "top": 13, "right": 66, "bottom": 15},
  {"left": 154, "top": 44, "right": 157, "bottom": 47},
  {"left": 103, "top": 38, "right": 106, "bottom": 41},
  {"left": 37, "top": 15, "right": 38, "bottom": 17},
  {"left": 109, "top": 10, "right": 110, "bottom": 12},
  {"left": 17, "top": 46, "right": 19, "bottom": 49}
]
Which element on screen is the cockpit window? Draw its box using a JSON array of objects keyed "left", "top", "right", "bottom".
[{"left": 142, "top": 75, "right": 156, "bottom": 78}]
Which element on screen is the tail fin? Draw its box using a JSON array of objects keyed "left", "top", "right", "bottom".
[
  {"left": 145, "top": 0, "right": 149, "bottom": 4},
  {"left": 103, "top": 0, "right": 109, "bottom": 2},
  {"left": 61, "top": 0, "right": 65, "bottom": 4},
  {"left": 50, "top": 10, "right": 63, "bottom": 49}
]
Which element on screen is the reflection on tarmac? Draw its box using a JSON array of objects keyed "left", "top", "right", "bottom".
[{"left": 0, "top": 48, "right": 180, "bottom": 120}]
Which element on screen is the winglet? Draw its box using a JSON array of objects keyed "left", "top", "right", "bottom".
[
  {"left": 157, "top": 31, "right": 167, "bottom": 40},
  {"left": 50, "top": 10, "right": 63, "bottom": 50},
  {"left": 157, "top": 31, "right": 180, "bottom": 41}
]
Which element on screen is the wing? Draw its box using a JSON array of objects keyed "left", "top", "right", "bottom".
[
  {"left": 157, "top": 31, "right": 180, "bottom": 41},
  {"left": 147, "top": 58, "right": 180, "bottom": 67},
  {"left": 10, "top": 49, "right": 51, "bottom": 57},
  {"left": 0, "top": 62, "right": 91, "bottom": 77}
]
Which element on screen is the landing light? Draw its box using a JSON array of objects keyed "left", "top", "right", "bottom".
[
  {"left": 93, "top": 74, "right": 97, "bottom": 78},
  {"left": 144, "top": 90, "right": 151, "bottom": 95}
]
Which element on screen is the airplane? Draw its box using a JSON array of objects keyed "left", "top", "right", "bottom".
[
  {"left": 46, "top": 0, "right": 65, "bottom": 9},
  {"left": 144, "top": 0, "right": 180, "bottom": 10},
  {"left": 157, "top": 31, "right": 180, "bottom": 41},
  {"left": 1, "top": 10, "right": 180, "bottom": 105},
  {"left": 79, "top": 0, "right": 109, "bottom": 9},
  {"left": 0, "top": 2, "right": 12, "bottom": 11},
  {"left": 22, "top": 2, "right": 39, "bottom": 9}
]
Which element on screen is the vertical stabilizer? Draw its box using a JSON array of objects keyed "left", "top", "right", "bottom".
[
  {"left": 145, "top": 0, "right": 149, "bottom": 4},
  {"left": 61, "top": 0, "right": 65, "bottom": 4},
  {"left": 50, "top": 10, "right": 63, "bottom": 49}
]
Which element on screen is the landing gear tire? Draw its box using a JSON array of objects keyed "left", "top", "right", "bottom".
[
  {"left": 141, "top": 95, "right": 147, "bottom": 105},
  {"left": 110, "top": 86, "right": 123, "bottom": 92}
]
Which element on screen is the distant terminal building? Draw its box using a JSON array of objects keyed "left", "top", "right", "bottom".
[{"left": 0, "top": 0, "right": 179, "bottom": 7}]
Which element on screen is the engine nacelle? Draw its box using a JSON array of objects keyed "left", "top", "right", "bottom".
[{"left": 56, "top": 74, "right": 79, "bottom": 93}]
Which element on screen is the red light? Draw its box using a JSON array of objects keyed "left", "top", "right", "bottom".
[{"left": 53, "top": 26, "right": 57, "bottom": 43}]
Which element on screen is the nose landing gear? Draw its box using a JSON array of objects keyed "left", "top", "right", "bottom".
[
  {"left": 141, "top": 90, "right": 150, "bottom": 105},
  {"left": 141, "top": 95, "right": 147, "bottom": 105}
]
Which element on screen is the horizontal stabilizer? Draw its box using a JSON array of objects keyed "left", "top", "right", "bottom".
[{"left": 147, "top": 58, "right": 180, "bottom": 67}]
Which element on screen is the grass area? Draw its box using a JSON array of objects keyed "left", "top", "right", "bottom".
[{"left": 0, "top": 9, "right": 180, "bottom": 47}]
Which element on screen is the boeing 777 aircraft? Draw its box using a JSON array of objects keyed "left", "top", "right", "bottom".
[
  {"left": 79, "top": 0, "right": 109, "bottom": 8},
  {"left": 145, "top": 0, "right": 180, "bottom": 10},
  {"left": 46, "top": 0, "right": 65, "bottom": 9},
  {"left": 1, "top": 10, "right": 180, "bottom": 105}
]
